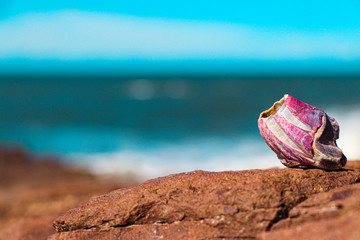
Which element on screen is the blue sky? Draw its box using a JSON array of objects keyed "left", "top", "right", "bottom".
[{"left": 1, "top": 0, "right": 360, "bottom": 74}]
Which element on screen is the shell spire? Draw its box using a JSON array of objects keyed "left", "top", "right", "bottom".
[{"left": 258, "top": 94, "right": 346, "bottom": 170}]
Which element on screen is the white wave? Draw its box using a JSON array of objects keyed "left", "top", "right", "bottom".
[
  {"left": 67, "top": 137, "right": 282, "bottom": 182},
  {"left": 327, "top": 106, "right": 360, "bottom": 160}
]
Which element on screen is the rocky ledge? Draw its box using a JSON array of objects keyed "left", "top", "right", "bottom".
[{"left": 51, "top": 162, "right": 360, "bottom": 240}]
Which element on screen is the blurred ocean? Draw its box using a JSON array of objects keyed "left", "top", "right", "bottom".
[{"left": 1, "top": 76, "right": 360, "bottom": 181}]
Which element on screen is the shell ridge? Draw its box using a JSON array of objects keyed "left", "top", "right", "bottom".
[
  {"left": 263, "top": 117, "right": 315, "bottom": 164},
  {"left": 264, "top": 122, "right": 315, "bottom": 165},
  {"left": 284, "top": 95, "right": 324, "bottom": 131},
  {"left": 277, "top": 104, "right": 313, "bottom": 132},
  {"left": 273, "top": 113, "right": 313, "bottom": 155}
]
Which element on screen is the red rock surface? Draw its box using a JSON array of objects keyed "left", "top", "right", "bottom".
[
  {"left": 2, "top": 145, "right": 360, "bottom": 239},
  {"left": 259, "top": 160, "right": 360, "bottom": 239},
  {"left": 51, "top": 167, "right": 360, "bottom": 239},
  {"left": 259, "top": 182, "right": 360, "bottom": 240},
  {"left": 270, "top": 182, "right": 360, "bottom": 230},
  {"left": 0, "top": 146, "right": 132, "bottom": 240},
  {"left": 345, "top": 160, "right": 360, "bottom": 169},
  {"left": 260, "top": 212, "right": 360, "bottom": 240}
]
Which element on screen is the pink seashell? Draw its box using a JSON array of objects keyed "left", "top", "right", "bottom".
[{"left": 258, "top": 94, "right": 346, "bottom": 170}]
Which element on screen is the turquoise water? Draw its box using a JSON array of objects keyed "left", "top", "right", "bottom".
[{"left": 1, "top": 76, "right": 359, "bottom": 179}]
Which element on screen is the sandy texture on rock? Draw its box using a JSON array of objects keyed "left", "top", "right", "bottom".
[{"left": 259, "top": 181, "right": 360, "bottom": 240}]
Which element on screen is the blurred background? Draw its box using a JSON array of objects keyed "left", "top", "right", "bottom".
[{"left": 1, "top": 0, "right": 360, "bottom": 181}]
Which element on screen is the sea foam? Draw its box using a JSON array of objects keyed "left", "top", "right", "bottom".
[{"left": 66, "top": 137, "right": 282, "bottom": 182}]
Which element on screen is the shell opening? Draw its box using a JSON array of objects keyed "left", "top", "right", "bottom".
[{"left": 259, "top": 95, "right": 287, "bottom": 119}]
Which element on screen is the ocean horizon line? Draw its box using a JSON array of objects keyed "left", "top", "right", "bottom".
[{"left": 1, "top": 72, "right": 360, "bottom": 79}]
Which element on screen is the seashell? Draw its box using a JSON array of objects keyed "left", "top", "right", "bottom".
[{"left": 258, "top": 94, "right": 346, "bottom": 170}]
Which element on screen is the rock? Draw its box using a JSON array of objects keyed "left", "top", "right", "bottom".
[
  {"left": 269, "top": 182, "right": 360, "bottom": 230},
  {"left": 0, "top": 217, "right": 55, "bottom": 240},
  {"left": 51, "top": 167, "right": 360, "bottom": 239},
  {"left": 259, "top": 212, "right": 360, "bottom": 240},
  {"left": 0, "top": 146, "right": 131, "bottom": 240},
  {"left": 0, "top": 146, "right": 93, "bottom": 189},
  {"left": 345, "top": 160, "right": 360, "bottom": 169},
  {"left": 259, "top": 182, "right": 360, "bottom": 240}
]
